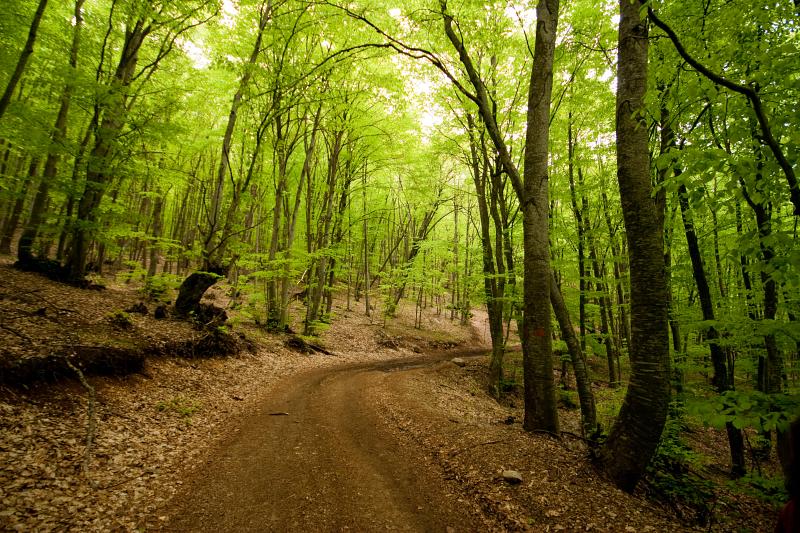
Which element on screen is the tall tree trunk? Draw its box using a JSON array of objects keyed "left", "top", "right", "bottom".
[
  {"left": 518, "top": 0, "right": 560, "bottom": 433},
  {"left": 741, "top": 133, "right": 786, "bottom": 471},
  {"left": 146, "top": 190, "right": 163, "bottom": 278},
  {"left": 360, "top": 164, "right": 371, "bottom": 317},
  {"left": 66, "top": 18, "right": 150, "bottom": 283},
  {"left": 278, "top": 105, "right": 322, "bottom": 327},
  {"left": 0, "top": 157, "right": 38, "bottom": 254},
  {"left": 598, "top": 1, "right": 671, "bottom": 492},
  {"left": 304, "top": 129, "right": 344, "bottom": 334},
  {"left": 176, "top": 4, "right": 270, "bottom": 314},
  {"left": 0, "top": 0, "right": 49, "bottom": 121},
  {"left": 467, "top": 115, "right": 505, "bottom": 396},
  {"left": 660, "top": 98, "right": 745, "bottom": 474},
  {"left": 589, "top": 239, "right": 619, "bottom": 387},
  {"left": 601, "top": 191, "right": 631, "bottom": 353},
  {"left": 18, "top": 0, "right": 86, "bottom": 264},
  {"left": 567, "top": 117, "right": 588, "bottom": 352},
  {"left": 439, "top": 0, "right": 559, "bottom": 431}
]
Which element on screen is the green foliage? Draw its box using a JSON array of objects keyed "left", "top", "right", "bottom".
[
  {"left": 558, "top": 388, "right": 579, "bottom": 410},
  {"left": 595, "top": 386, "right": 626, "bottom": 430},
  {"left": 156, "top": 396, "right": 200, "bottom": 421},
  {"left": 142, "top": 274, "right": 179, "bottom": 303},
  {"left": 733, "top": 473, "right": 787, "bottom": 507},
  {"left": 687, "top": 390, "right": 800, "bottom": 433},
  {"left": 107, "top": 310, "right": 133, "bottom": 329},
  {"left": 645, "top": 407, "right": 716, "bottom": 525}
]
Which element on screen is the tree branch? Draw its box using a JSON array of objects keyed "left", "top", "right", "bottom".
[{"left": 645, "top": 2, "right": 800, "bottom": 215}]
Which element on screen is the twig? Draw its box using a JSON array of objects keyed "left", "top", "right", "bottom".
[
  {"left": 0, "top": 323, "right": 34, "bottom": 342},
  {"left": 98, "top": 470, "right": 150, "bottom": 491},
  {"left": 65, "top": 359, "right": 98, "bottom": 489}
]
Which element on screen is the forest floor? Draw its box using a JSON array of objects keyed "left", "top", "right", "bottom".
[{"left": 0, "top": 257, "right": 780, "bottom": 532}]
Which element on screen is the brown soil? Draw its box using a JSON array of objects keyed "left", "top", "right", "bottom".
[
  {"left": 0, "top": 257, "right": 780, "bottom": 532},
  {"left": 163, "top": 352, "right": 491, "bottom": 532}
]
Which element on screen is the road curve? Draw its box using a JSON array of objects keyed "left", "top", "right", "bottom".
[{"left": 163, "top": 351, "right": 487, "bottom": 532}]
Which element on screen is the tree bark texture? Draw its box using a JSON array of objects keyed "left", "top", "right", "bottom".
[
  {"left": 520, "top": 0, "right": 560, "bottom": 433},
  {"left": 598, "top": 0, "right": 671, "bottom": 492}
]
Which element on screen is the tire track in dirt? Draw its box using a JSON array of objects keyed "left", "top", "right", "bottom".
[{"left": 163, "top": 350, "right": 488, "bottom": 532}]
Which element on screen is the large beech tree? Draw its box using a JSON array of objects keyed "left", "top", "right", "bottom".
[{"left": 597, "top": 0, "right": 671, "bottom": 492}]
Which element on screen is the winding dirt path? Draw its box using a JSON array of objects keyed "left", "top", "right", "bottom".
[{"left": 164, "top": 351, "right": 488, "bottom": 532}]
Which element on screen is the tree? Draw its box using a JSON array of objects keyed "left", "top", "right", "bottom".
[
  {"left": 0, "top": 0, "right": 49, "bottom": 121},
  {"left": 66, "top": 0, "right": 218, "bottom": 284},
  {"left": 597, "top": 0, "right": 671, "bottom": 492},
  {"left": 175, "top": 0, "right": 272, "bottom": 315},
  {"left": 16, "top": 0, "right": 86, "bottom": 266}
]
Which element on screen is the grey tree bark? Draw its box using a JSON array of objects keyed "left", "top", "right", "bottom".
[{"left": 597, "top": 0, "right": 671, "bottom": 492}]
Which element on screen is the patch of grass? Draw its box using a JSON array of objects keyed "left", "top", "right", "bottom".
[
  {"left": 156, "top": 395, "right": 200, "bottom": 422},
  {"left": 594, "top": 385, "right": 626, "bottom": 429},
  {"left": 107, "top": 309, "right": 133, "bottom": 329}
]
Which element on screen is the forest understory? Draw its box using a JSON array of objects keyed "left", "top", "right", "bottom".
[
  {"left": 0, "top": 257, "right": 781, "bottom": 532},
  {"left": 1, "top": 0, "right": 798, "bottom": 529}
]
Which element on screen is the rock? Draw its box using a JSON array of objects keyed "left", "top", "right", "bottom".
[
  {"left": 451, "top": 357, "right": 467, "bottom": 367},
  {"left": 502, "top": 470, "right": 523, "bottom": 484}
]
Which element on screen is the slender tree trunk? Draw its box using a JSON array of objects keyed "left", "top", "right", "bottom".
[
  {"left": 0, "top": 157, "right": 38, "bottom": 254},
  {"left": 362, "top": 165, "right": 371, "bottom": 317},
  {"left": 468, "top": 115, "right": 505, "bottom": 395},
  {"left": 18, "top": 0, "right": 85, "bottom": 264},
  {"left": 588, "top": 232, "right": 619, "bottom": 387},
  {"left": 146, "top": 190, "right": 163, "bottom": 278},
  {"left": 567, "top": 119, "right": 588, "bottom": 352},
  {"left": 304, "top": 129, "right": 344, "bottom": 334},
  {"left": 550, "top": 273, "right": 597, "bottom": 436},
  {"left": 176, "top": 4, "right": 270, "bottom": 313},
  {"left": 0, "top": 0, "right": 49, "bottom": 121}
]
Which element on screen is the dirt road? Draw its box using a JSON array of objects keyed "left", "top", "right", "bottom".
[{"left": 164, "top": 352, "right": 488, "bottom": 532}]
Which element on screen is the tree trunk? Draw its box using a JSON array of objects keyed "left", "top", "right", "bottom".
[
  {"left": 518, "top": 0, "right": 560, "bottom": 433},
  {"left": 146, "top": 190, "right": 163, "bottom": 278},
  {"left": 65, "top": 19, "right": 149, "bottom": 282},
  {"left": 304, "top": 129, "right": 344, "bottom": 334},
  {"left": 0, "top": 157, "right": 38, "bottom": 254},
  {"left": 598, "top": 1, "right": 671, "bottom": 492},
  {"left": 18, "top": 0, "right": 85, "bottom": 264},
  {"left": 658, "top": 96, "right": 746, "bottom": 474},
  {"left": 362, "top": 165, "right": 371, "bottom": 317},
  {"left": 589, "top": 235, "right": 619, "bottom": 387},
  {"left": 467, "top": 114, "right": 505, "bottom": 396},
  {"left": 550, "top": 273, "right": 597, "bottom": 436},
  {"left": 567, "top": 118, "right": 588, "bottom": 352},
  {"left": 0, "top": 0, "right": 49, "bottom": 120},
  {"left": 439, "top": 0, "right": 558, "bottom": 431},
  {"left": 176, "top": 4, "right": 270, "bottom": 312}
]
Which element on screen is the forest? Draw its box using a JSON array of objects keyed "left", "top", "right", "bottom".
[{"left": 0, "top": 0, "right": 798, "bottom": 530}]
